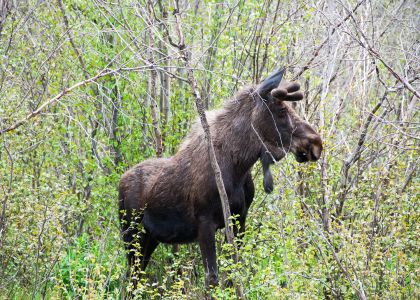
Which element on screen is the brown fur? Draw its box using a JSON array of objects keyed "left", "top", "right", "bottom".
[{"left": 119, "top": 70, "right": 322, "bottom": 288}]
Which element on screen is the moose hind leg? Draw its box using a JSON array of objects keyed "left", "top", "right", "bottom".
[
  {"left": 124, "top": 228, "right": 144, "bottom": 289},
  {"left": 140, "top": 232, "right": 159, "bottom": 271},
  {"left": 122, "top": 227, "right": 137, "bottom": 271},
  {"left": 120, "top": 210, "right": 146, "bottom": 290},
  {"left": 120, "top": 212, "right": 140, "bottom": 276},
  {"left": 125, "top": 230, "right": 159, "bottom": 292}
]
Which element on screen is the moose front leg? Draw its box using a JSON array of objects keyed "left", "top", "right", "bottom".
[{"left": 198, "top": 221, "right": 218, "bottom": 288}]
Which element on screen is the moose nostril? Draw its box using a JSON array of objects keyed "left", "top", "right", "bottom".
[
  {"left": 310, "top": 145, "right": 322, "bottom": 161},
  {"left": 309, "top": 149, "right": 316, "bottom": 161}
]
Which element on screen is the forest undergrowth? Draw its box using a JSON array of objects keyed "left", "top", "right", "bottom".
[{"left": 0, "top": 0, "right": 418, "bottom": 299}]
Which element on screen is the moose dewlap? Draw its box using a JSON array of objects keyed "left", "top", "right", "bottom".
[{"left": 118, "top": 69, "right": 322, "bottom": 288}]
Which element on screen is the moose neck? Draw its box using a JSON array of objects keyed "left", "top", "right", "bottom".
[{"left": 211, "top": 88, "right": 263, "bottom": 178}]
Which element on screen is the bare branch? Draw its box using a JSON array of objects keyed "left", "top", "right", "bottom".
[{"left": 0, "top": 65, "right": 152, "bottom": 135}]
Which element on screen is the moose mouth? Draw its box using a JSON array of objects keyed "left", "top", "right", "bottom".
[
  {"left": 294, "top": 148, "right": 320, "bottom": 163},
  {"left": 295, "top": 151, "right": 310, "bottom": 163}
]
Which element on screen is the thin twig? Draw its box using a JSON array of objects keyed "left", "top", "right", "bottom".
[{"left": 0, "top": 65, "right": 153, "bottom": 135}]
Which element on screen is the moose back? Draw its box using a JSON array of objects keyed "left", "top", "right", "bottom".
[{"left": 118, "top": 69, "right": 323, "bottom": 288}]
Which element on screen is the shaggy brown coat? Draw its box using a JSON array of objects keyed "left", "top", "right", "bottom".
[{"left": 119, "top": 69, "right": 322, "bottom": 288}]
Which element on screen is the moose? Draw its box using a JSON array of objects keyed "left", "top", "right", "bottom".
[{"left": 118, "top": 69, "right": 323, "bottom": 289}]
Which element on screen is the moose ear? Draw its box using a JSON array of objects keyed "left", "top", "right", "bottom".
[{"left": 257, "top": 68, "right": 285, "bottom": 101}]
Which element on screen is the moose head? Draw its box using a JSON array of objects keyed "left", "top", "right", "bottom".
[{"left": 253, "top": 69, "right": 323, "bottom": 192}]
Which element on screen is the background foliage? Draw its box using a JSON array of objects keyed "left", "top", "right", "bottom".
[{"left": 0, "top": 0, "right": 418, "bottom": 299}]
